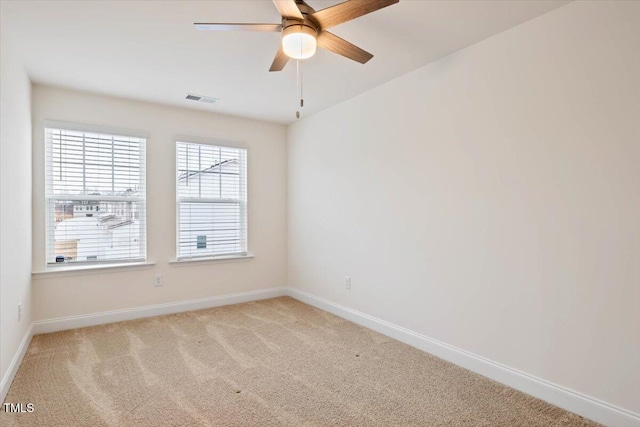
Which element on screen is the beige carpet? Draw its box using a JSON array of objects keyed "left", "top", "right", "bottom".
[{"left": 2, "top": 297, "right": 599, "bottom": 426}]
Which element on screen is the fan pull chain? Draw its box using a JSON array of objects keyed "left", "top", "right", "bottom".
[
  {"left": 296, "top": 59, "right": 304, "bottom": 119},
  {"left": 300, "top": 59, "right": 304, "bottom": 108}
]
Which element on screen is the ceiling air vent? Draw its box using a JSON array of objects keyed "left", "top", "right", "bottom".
[{"left": 186, "top": 93, "right": 218, "bottom": 104}]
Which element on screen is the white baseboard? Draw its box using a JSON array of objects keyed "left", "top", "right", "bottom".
[
  {"left": 1, "top": 323, "right": 34, "bottom": 403},
  {"left": 32, "top": 287, "right": 287, "bottom": 334},
  {"left": 286, "top": 287, "right": 640, "bottom": 427}
]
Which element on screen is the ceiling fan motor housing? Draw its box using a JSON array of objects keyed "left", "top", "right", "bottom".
[
  {"left": 282, "top": 19, "right": 318, "bottom": 37},
  {"left": 285, "top": 0, "right": 319, "bottom": 30}
]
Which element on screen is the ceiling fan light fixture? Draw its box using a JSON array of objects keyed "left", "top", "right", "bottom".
[{"left": 282, "top": 25, "right": 317, "bottom": 59}]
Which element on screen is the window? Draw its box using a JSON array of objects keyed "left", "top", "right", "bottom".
[
  {"left": 45, "top": 126, "right": 146, "bottom": 265},
  {"left": 176, "top": 141, "right": 247, "bottom": 259}
]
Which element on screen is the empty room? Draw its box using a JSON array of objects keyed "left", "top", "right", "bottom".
[{"left": 0, "top": 0, "right": 638, "bottom": 426}]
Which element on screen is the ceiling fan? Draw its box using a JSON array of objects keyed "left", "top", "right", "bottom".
[{"left": 195, "top": 0, "right": 399, "bottom": 71}]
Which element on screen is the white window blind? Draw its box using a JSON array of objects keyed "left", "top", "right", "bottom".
[
  {"left": 176, "top": 141, "right": 247, "bottom": 260},
  {"left": 45, "top": 127, "right": 146, "bottom": 265}
]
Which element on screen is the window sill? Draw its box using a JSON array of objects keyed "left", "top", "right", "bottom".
[
  {"left": 32, "top": 261, "right": 156, "bottom": 279},
  {"left": 169, "top": 254, "right": 254, "bottom": 266}
]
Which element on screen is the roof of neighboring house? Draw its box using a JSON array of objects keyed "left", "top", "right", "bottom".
[
  {"left": 98, "top": 214, "right": 134, "bottom": 229},
  {"left": 177, "top": 158, "right": 239, "bottom": 182}
]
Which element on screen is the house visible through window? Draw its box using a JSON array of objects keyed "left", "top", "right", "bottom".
[
  {"left": 176, "top": 141, "right": 247, "bottom": 259},
  {"left": 45, "top": 126, "right": 146, "bottom": 265}
]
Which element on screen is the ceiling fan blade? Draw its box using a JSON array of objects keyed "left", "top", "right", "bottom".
[
  {"left": 272, "top": 0, "right": 304, "bottom": 20},
  {"left": 194, "top": 23, "right": 282, "bottom": 32},
  {"left": 269, "top": 45, "right": 290, "bottom": 72},
  {"left": 312, "top": 0, "right": 399, "bottom": 30},
  {"left": 317, "top": 31, "right": 373, "bottom": 64}
]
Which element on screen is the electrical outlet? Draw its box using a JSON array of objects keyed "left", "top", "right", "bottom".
[
  {"left": 345, "top": 276, "right": 352, "bottom": 290},
  {"left": 18, "top": 304, "right": 22, "bottom": 322},
  {"left": 155, "top": 274, "right": 164, "bottom": 287}
]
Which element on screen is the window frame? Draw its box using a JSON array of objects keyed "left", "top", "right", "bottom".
[
  {"left": 44, "top": 122, "right": 148, "bottom": 268},
  {"left": 175, "top": 140, "right": 248, "bottom": 261}
]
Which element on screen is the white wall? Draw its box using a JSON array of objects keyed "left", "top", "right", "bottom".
[
  {"left": 0, "top": 8, "right": 33, "bottom": 391},
  {"left": 288, "top": 0, "right": 640, "bottom": 416},
  {"left": 32, "top": 86, "right": 287, "bottom": 320}
]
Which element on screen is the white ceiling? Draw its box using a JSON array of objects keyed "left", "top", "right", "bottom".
[{"left": 2, "top": 0, "right": 570, "bottom": 124}]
